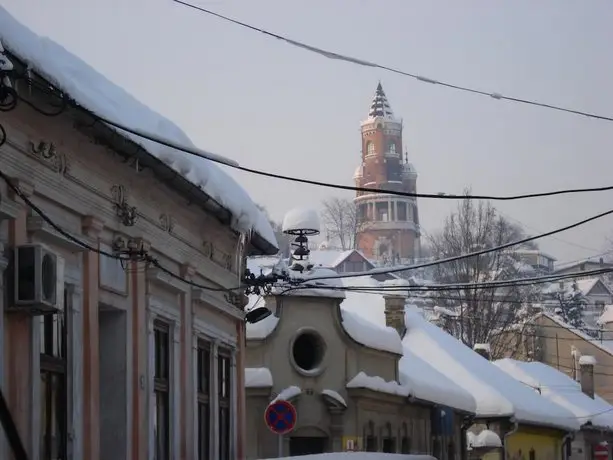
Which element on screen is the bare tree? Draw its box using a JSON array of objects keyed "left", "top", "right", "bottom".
[
  {"left": 427, "top": 188, "right": 539, "bottom": 359},
  {"left": 320, "top": 197, "right": 359, "bottom": 251}
]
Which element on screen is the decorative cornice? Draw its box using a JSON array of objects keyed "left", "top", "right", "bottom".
[
  {"left": 192, "top": 287, "right": 245, "bottom": 321},
  {"left": 81, "top": 215, "right": 105, "bottom": 237},
  {"left": 159, "top": 213, "right": 175, "bottom": 234},
  {"left": 146, "top": 267, "right": 188, "bottom": 293},
  {"left": 0, "top": 192, "right": 20, "bottom": 220},
  {"left": 26, "top": 215, "right": 87, "bottom": 252},
  {"left": 110, "top": 184, "right": 137, "bottom": 227},
  {"left": 29, "top": 140, "right": 70, "bottom": 176},
  {"left": 7, "top": 176, "right": 34, "bottom": 199}
]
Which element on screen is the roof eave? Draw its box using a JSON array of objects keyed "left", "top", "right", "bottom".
[{"left": 6, "top": 50, "right": 279, "bottom": 256}]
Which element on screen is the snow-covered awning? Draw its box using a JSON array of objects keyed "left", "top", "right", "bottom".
[
  {"left": 0, "top": 6, "right": 277, "bottom": 255},
  {"left": 346, "top": 372, "right": 410, "bottom": 398},
  {"left": 245, "top": 368, "right": 273, "bottom": 388}
]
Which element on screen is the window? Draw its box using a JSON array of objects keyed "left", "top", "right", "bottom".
[
  {"left": 197, "top": 341, "right": 211, "bottom": 460},
  {"left": 366, "top": 142, "right": 375, "bottom": 156},
  {"left": 154, "top": 321, "right": 171, "bottom": 460},
  {"left": 388, "top": 142, "right": 396, "bottom": 154},
  {"left": 364, "top": 421, "right": 377, "bottom": 452},
  {"left": 218, "top": 351, "right": 232, "bottom": 460},
  {"left": 40, "top": 287, "right": 68, "bottom": 460},
  {"left": 400, "top": 423, "right": 410, "bottom": 454},
  {"left": 382, "top": 423, "right": 395, "bottom": 453},
  {"left": 397, "top": 202, "right": 407, "bottom": 221}
]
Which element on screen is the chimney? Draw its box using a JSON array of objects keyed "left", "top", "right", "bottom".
[
  {"left": 579, "top": 355, "right": 596, "bottom": 399},
  {"left": 383, "top": 293, "right": 406, "bottom": 337},
  {"left": 473, "top": 343, "right": 491, "bottom": 360}
]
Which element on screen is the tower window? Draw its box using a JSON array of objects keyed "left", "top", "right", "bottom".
[
  {"left": 366, "top": 142, "right": 375, "bottom": 156},
  {"left": 388, "top": 143, "right": 396, "bottom": 154},
  {"left": 397, "top": 203, "right": 407, "bottom": 221}
]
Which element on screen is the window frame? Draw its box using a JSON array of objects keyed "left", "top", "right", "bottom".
[
  {"left": 192, "top": 318, "right": 238, "bottom": 460},
  {"left": 196, "top": 340, "right": 212, "bottom": 460},
  {"left": 217, "top": 349, "right": 232, "bottom": 460},
  {"left": 153, "top": 319, "right": 171, "bottom": 460}
]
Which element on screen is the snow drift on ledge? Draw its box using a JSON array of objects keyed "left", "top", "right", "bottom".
[{"left": 0, "top": 6, "right": 277, "bottom": 249}]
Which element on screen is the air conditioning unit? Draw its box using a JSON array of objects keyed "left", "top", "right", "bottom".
[{"left": 12, "top": 244, "right": 61, "bottom": 314}]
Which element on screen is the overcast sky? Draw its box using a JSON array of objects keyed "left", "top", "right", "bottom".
[{"left": 5, "top": 0, "right": 613, "bottom": 264}]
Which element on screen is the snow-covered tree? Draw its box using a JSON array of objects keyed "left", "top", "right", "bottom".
[
  {"left": 554, "top": 282, "right": 587, "bottom": 329},
  {"left": 320, "top": 197, "right": 359, "bottom": 250},
  {"left": 427, "top": 188, "right": 539, "bottom": 358}
]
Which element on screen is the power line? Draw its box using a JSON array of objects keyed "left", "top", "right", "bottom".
[
  {"left": 9, "top": 69, "right": 613, "bottom": 204},
  {"left": 501, "top": 212, "right": 602, "bottom": 253},
  {"left": 0, "top": 164, "right": 240, "bottom": 293},
  {"left": 173, "top": 0, "right": 613, "bottom": 124},
  {"left": 293, "top": 208, "right": 613, "bottom": 282}
]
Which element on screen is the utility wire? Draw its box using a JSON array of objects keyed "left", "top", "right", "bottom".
[
  {"left": 294, "top": 208, "right": 613, "bottom": 282},
  {"left": 0, "top": 165, "right": 240, "bottom": 293},
  {"left": 173, "top": 0, "right": 613, "bottom": 124},
  {"left": 13, "top": 71, "right": 613, "bottom": 203}
]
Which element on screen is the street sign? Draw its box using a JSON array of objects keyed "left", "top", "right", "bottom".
[
  {"left": 594, "top": 444, "right": 608, "bottom": 459},
  {"left": 265, "top": 400, "right": 297, "bottom": 435}
]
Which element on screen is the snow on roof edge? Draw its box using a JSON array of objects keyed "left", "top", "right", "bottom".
[{"left": 0, "top": 6, "right": 278, "bottom": 253}]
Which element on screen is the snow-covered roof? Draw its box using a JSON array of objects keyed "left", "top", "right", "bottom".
[
  {"left": 341, "top": 307, "right": 403, "bottom": 354},
  {"left": 494, "top": 359, "right": 613, "bottom": 429},
  {"left": 0, "top": 6, "right": 277, "bottom": 253},
  {"left": 399, "top": 347, "right": 476, "bottom": 414},
  {"left": 598, "top": 305, "right": 613, "bottom": 325},
  {"left": 364, "top": 82, "right": 397, "bottom": 121},
  {"left": 245, "top": 367, "right": 273, "bottom": 388},
  {"left": 346, "top": 371, "right": 410, "bottom": 397},
  {"left": 402, "top": 309, "right": 581, "bottom": 430}
]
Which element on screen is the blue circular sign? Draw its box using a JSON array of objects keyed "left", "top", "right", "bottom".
[{"left": 265, "top": 400, "right": 297, "bottom": 435}]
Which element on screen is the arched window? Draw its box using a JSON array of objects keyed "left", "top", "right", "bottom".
[
  {"left": 366, "top": 142, "right": 375, "bottom": 156},
  {"left": 388, "top": 142, "right": 396, "bottom": 154},
  {"left": 382, "top": 422, "right": 396, "bottom": 453},
  {"left": 364, "top": 421, "right": 377, "bottom": 452},
  {"left": 400, "top": 423, "right": 411, "bottom": 454}
]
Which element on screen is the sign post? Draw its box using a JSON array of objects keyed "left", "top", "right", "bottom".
[{"left": 265, "top": 400, "right": 297, "bottom": 458}]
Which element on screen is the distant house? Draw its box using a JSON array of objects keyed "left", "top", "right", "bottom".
[
  {"left": 515, "top": 249, "right": 557, "bottom": 274},
  {"left": 510, "top": 312, "right": 613, "bottom": 406},
  {"left": 554, "top": 259, "right": 613, "bottom": 277},
  {"left": 541, "top": 278, "right": 613, "bottom": 329},
  {"left": 495, "top": 359, "right": 613, "bottom": 460}
]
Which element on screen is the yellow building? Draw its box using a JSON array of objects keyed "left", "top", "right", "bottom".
[{"left": 506, "top": 427, "right": 566, "bottom": 460}]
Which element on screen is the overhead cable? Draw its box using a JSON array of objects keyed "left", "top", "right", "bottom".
[
  {"left": 173, "top": 0, "right": 613, "bottom": 123},
  {"left": 12, "top": 71, "right": 613, "bottom": 203}
]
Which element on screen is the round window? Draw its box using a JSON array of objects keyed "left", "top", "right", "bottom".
[{"left": 291, "top": 330, "right": 326, "bottom": 375}]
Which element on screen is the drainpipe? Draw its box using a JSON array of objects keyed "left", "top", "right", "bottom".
[
  {"left": 561, "top": 432, "right": 574, "bottom": 460},
  {"left": 503, "top": 418, "right": 519, "bottom": 460}
]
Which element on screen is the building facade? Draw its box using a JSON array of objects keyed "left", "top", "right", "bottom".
[
  {"left": 353, "top": 83, "right": 421, "bottom": 264},
  {"left": 0, "top": 14, "right": 277, "bottom": 460}
]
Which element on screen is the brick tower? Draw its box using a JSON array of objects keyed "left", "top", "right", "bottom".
[{"left": 353, "top": 83, "right": 421, "bottom": 264}]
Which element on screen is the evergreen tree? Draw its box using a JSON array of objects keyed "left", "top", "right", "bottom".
[{"left": 555, "top": 282, "right": 587, "bottom": 329}]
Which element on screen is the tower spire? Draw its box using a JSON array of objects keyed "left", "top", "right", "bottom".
[{"left": 367, "top": 82, "right": 396, "bottom": 120}]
